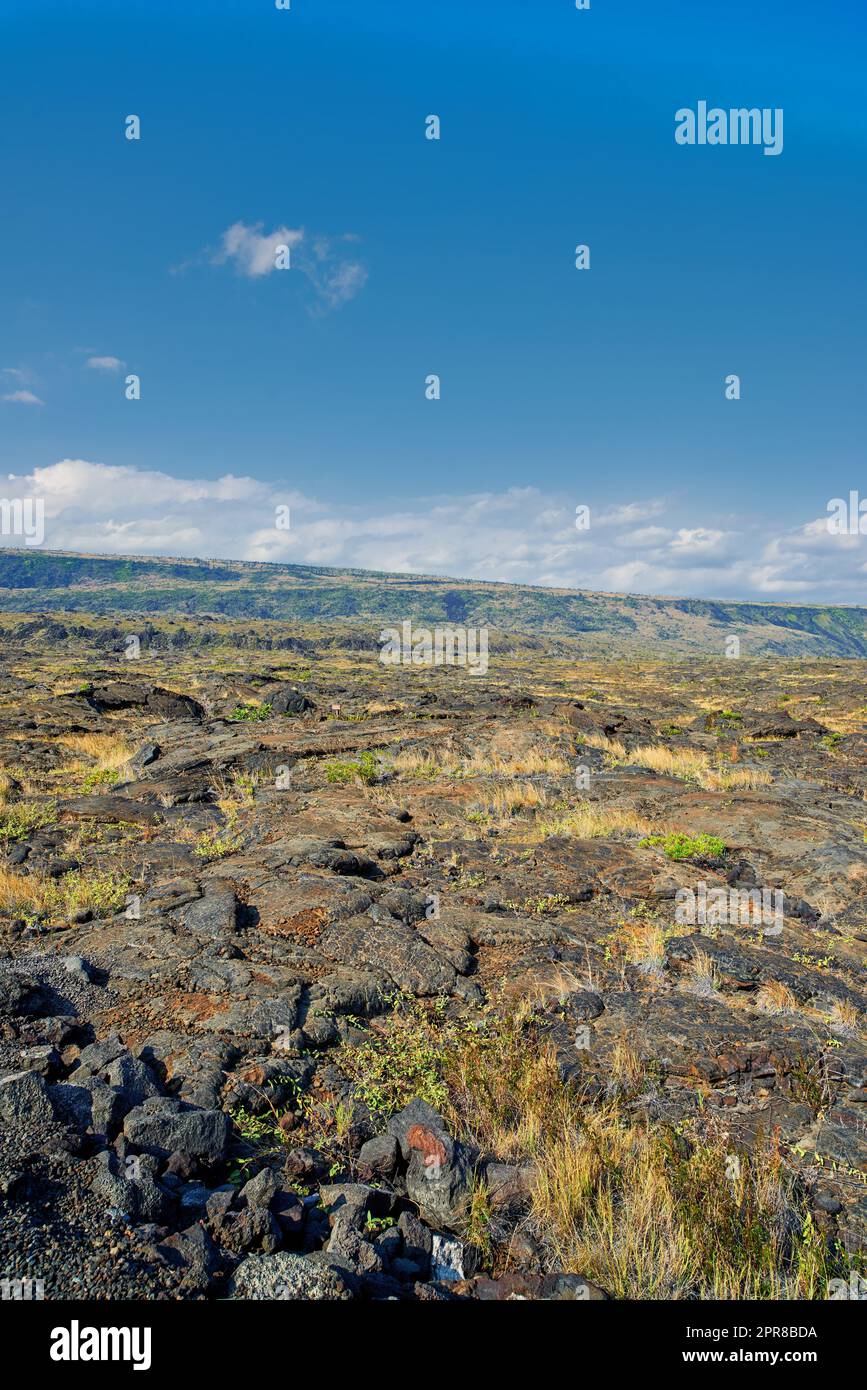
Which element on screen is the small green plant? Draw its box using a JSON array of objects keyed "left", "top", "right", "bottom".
[
  {"left": 47, "top": 870, "right": 131, "bottom": 921},
  {"left": 364, "top": 1212, "right": 396, "bottom": 1235},
  {"left": 336, "top": 997, "right": 450, "bottom": 1118},
  {"left": 80, "top": 768, "right": 120, "bottom": 792},
  {"left": 325, "top": 751, "right": 378, "bottom": 786},
  {"left": 822, "top": 733, "right": 843, "bottom": 750},
  {"left": 229, "top": 1077, "right": 301, "bottom": 1160},
  {"left": 227, "top": 1156, "right": 258, "bottom": 1186},
  {"left": 407, "top": 760, "right": 440, "bottom": 780},
  {"left": 231, "top": 770, "right": 258, "bottom": 801},
  {"left": 228, "top": 702, "right": 272, "bottom": 722},
  {"left": 640, "top": 832, "right": 726, "bottom": 861},
  {"left": 0, "top": 800, "right": 58, "bottom": 841},
  {"left": 195, "top": 817, "right": 244, "bottom": 860},
  {"left": 504, "top": 893, "right": 573, "bottom": 916},
  {"left": 464, "top": 1176, "right": 493, "bottom": 1264}
]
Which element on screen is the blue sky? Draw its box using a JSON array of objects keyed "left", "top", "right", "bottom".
[{"left": 1, "top": 0, "right": 865, "bottom": 601}]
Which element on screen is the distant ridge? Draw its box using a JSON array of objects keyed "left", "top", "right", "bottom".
[{"left": 0, "top": 548, "right": 865, "bottom": 657}]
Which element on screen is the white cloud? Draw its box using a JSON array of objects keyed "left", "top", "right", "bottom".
[
  {"left": 670, "top": 527, "right": 727, "bottom": 552},
  {"left": 204, "top": 221, "right": 367, "bottom": 310},
  {"left": 1, "top": 458, "right": 866, "bottom": 604},
  {"left": 85, "top": 356, "right": 126, "bottom": 372},
  {"left": 2, "top": 390, "right": 43, "bottom": 405},
  {"left": 214, "top": 221, "right": 304, "bottom": 278},
  {"left": 615, "top": 526, "right": 672, "bottom": 549},
  {"left": 595, "top": 501, "right": 666, "bottom": 527}
]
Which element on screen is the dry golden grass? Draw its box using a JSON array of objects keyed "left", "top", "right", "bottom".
[
  {"left": 390, "top": 749, "right": 442, "bottom": 778},
  {"left": 615, "top": 919, "right": 668, "bottom": 976},
  {"left": 687, "top": 948, "right": 720, "bottom": 997},
  {"left": 524, "top": 964, "right": 586, "bottom": 1009},
  {"left": 578, "top": 732, "right": 628, "bottom": 760},
  {"left": 57, "top": 732, "right": 130, "bottom": 761},
  {"left": 0, "top": 865, "right": 130, "bottom": 921},
  {"left": 342, "top": 1004, "right": 839, "bottom": 1299},
  {"left": 531, "top": 1108, "right": 822, "bottom": 1299},
  {"left": 0, "top": 867, "right": 57, "bottom": 916},
  {"left": 702, "top": 765, "right": 773, "bottom": 791},
  {"left": 629, "top": 743, "right": 710, "bottom": 779},
  {"left": 755, "top": 979, "right": 799, "bottom": 1015},
  {"left": 444, "top": 1021, "right": 566, "bottom": 1163},
  {"left": 608, "top": 742, "right": 773, "bottom": 791},
  {"left": 608, "top": 1035, "right": 647, "bottom": 1092},
  {"left": 365, "top": 699, "right": 404, "bottom": 716},
  {"left": 392, "top": 744, "right": 569, "bottom": 780},
  {"left": 534, "top": 804, "right": 659, "bottom": 841},
  {"left": 485, "top": 780, "right": 549, "bottom": 818},
  {"left": 460, "top": 747, "right": 570, "bottom": 777},
  {"left": 55, "top": 732, "right": 134, "bottom": 775},
  {"left": 829, "top": 999, "right": 862, "bottom": 1037}
]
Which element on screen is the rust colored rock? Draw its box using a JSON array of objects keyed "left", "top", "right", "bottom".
[{"left": 406, "top": 1124, "right": 447, "bottom": 1169}]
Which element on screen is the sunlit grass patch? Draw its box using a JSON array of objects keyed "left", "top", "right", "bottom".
[
  {"left": 829, "top": 998, "right": 862, "bottom": 1038},
  {"left": 0, "top": 800, "right": 58, "bottom": 841},
  {"left": 611, "top": 918, "right": 669, "bottom": 977},
  {"left": 53, "top": 733, "right": 135, "bottom": 791},
  {"left": 702, "top": 765, "right": 773, "bottom": 790},
  {"left": 335, "top": 1003, "right": 842, "bottom": 1298},
  {"left": 325, "top": 751, "right": 379, "bottom": 786},
  {"left": 0, "top": 865, "right": 130, "bottom": 922},
  {"left": 532, "top": 1110, "right": 830, "bottom": 1299},
  {"left": 194, "top": 819, "right": 245, "bottom": 861},
  {"left": 628, "top": 743, "right": 711, "bottom": 780},
  {"left": 640, "top": 831, "right": 726, "bottom": 861},
  {"left": 685, "top": 947, "right": 720, "bottom": 997},
  {"left": 577, "top": 732, "right": 628, "bottom": 761},
  {"left": 56, "top": 733, "right": 134, "bottom": 769},
  {"left": 536, "top": 805, "right": 658, "bottom": 841},
  {"left": 755, "top": 979, "right": 799, "bottom": 1015},
  {"left": 390, "top": 750, "right": 442, "bottom": 779}
]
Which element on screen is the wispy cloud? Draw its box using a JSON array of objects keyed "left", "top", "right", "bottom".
[
  {"left": 2, "top": 367, "right": 34, "bottom": 386},
  {"left": 85, "top": 355, "right": 126, "bottom": 372},
  {"left": 213, "top": 221, "right": 304, "bottom": 278},
  {"left": 2, "top": 389, "right": 43, "bottom": 405},
  {"left": 182, "top": 220, "right": 368, "bottom": 312},
  {"left": 0, "top": 458, "right": 865, "bottom": 605},
  {"left": 300, "top": 234, "right": 369, "bottom": 311}
]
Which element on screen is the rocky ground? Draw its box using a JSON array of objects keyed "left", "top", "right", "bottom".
[{"left": 1, "top": 618, "right": 866, "bottom": 1300}]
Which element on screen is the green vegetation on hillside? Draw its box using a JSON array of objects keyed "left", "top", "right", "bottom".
[{"left": 1, "top": 549, "right": 866, "bottom": 657}]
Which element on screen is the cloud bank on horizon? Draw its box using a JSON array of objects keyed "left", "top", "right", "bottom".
[{"left": 0, "top": 458, "right": 862, "bottom": 606}]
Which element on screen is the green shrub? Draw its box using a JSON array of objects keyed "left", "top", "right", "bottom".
[
  {"left": 0, "top": 801, "right": 58, "bottom": 841},
  {"left": 325, "top": 751, "right": 378, "bottom": 786},
  {"left": 228, "top": 702, "right": 272, "bottom": 722},
  {"left": 80, "top": 768, "right": 120, "bottom": 792},
  {"left": 336, "top": 998, "right": 449, "bottom": 1118},
  {"left": 640, "top": 832, "right": 726, "bottom": 861}
]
